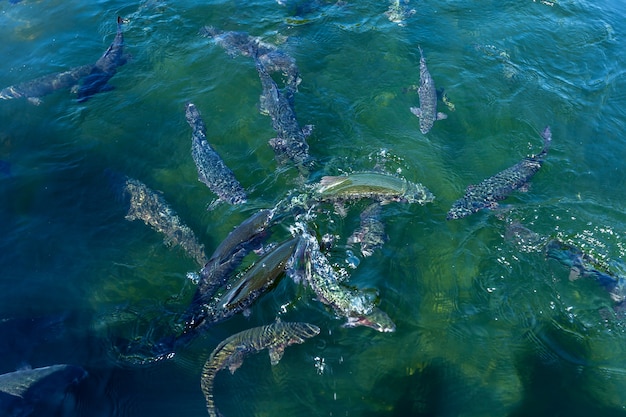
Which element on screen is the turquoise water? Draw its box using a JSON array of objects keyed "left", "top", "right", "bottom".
[{"left": 1, "top": 0, "right": 626, "bottom": 416}]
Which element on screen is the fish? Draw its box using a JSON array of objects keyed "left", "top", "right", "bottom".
[
  {"left": 347, "top": 203, "right": 388, "bottom": 257},
  {"left": 384, "top": 0, "right": 415, "bottom": 26},
  {"left": 0, "top": 64, "right": 94, "bottom": 105},
  {"left": 545, "top": 239, "right": 626, "bottom": 303},
  {"left": 0, "top": 364, "right": 87, "bottom": 417},
  {"left": 409, "top": 46, "right": 447, "bottom": 134},
  {"left": 200, "top": 321, "right": 320, "bottom": 417},
  {"left": 76, "top": 16, "right": 128, "bottom": 102},
  {"left": 214, "top": 237, "right": 298, "bottom": 313},
  {"left": 314, "top": 171, "right": 434, "bottom": 205},
  {"left": 253, "top": 53, "right": 312, "bottom": 174},
  {"left": 291, "top": 225, "right": 396, "bottom": 332},
  {"left": 107, "top": 171, "right": 208, "bottom": 266},
  {"left": 200, "top": 27, "right": 300, "bottom": 89},
  {"left": 185, "top": 102, "right": 247, "bottom": 206},
  {"left": 447, "top": 126, "right": 551, "bottom": 220}
]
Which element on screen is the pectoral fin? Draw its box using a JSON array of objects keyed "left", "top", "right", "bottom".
[
  {"left": 410, "top": 107, "right": 422, "bottom": 118},
  {"left": 436, "top": 112, "right": 447, "bottom": 120},
  {"left": 268, "top": 345, "right": 286, "bottom": 365}
]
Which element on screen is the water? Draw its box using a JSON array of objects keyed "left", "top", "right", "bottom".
[{"left": 1, "top": 0, "right": 626, "bottom": 416}]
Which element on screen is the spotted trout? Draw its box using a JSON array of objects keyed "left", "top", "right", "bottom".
[
  {"left": 200, "top": 321, "right": 320, "bottom": 417},
  {"left": 409, "top": 46, "right": 447, "bottom": 134},
  {"left": 447, "top": 126, "right": 551, "bottom": 220}
]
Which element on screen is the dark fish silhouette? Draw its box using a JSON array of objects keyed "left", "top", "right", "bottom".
[
  {"left": 253, "top": 53, "right": 312, "bottom": 174},
  {"left": 447, "top": 126, "right": 551, "bottom": 220},
  {"left": 0, "top": 364, "right": 87, "bottom": 417},
  {"left": 0, "top": 64, "right": 93, "bottom": 105},
  {"left": 200, "top": 321, "right": 320, "bottom": 417},
  {"left": 185, "top": 103, "right": 247, "bottom": 207},
  {"left": 76, "top": 16, "right": 128, "bottom": 102},
  {"left": 200, "top": 26, "right": 300, "bottom": 89},
  {"left": 409, "top": 46, "right": 447, "bottom": 134}
]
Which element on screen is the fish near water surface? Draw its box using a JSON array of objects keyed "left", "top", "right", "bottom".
[
  {"left": 447, "top": 126, "right": 552, "bottom": 220},
  {"left": 185, "top": 102, "right": 247, "bottom": 207},
  {"left": 290, "top": 226, "right": 396, "bottom": 332},
  {"left": 0, "top": 364, "right": 87, "bottom": 417},
  {"left": 409, "top": 46, "right": 447, "bottom": 134},
  {"left": 253, "top": 53, "right": 312, "bottom": 174},
  {"left": 200, "top": 26, "right": 301, "bottom": 89},
  {"left": 76, "top": 16, "right": 128, "bottom": 102},
  {"left": 107, "top": 171, "right": 208, "bottom": 266},
  {"left": 0, "top": 64, "right": 94, "bottom": 105},
  {"left": 347, "top": 203, "right": 388, "bottom": 257},
  {"left": 201, "top": 321, "right": 320, "bottom": 417},
  {"left": 314, "top": 171, "right": 434, "bottom": 205}
]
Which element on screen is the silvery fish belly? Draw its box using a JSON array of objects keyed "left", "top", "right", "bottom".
[
  {"left": 115, "top": 174, "right": 208, "bottom": 266},
  {"left": 200, "top": 321, "right": 320, "bottom": 417},
  {"left": 292, "top": 226, "right": 396, "bottom": 332},
  {"left": 314, "top": 171, "right": 434, "bottom": 205},
  {"left": 185, "top": 103, "right": 247, "bottom": 206},
  {"left": 447, "top": 126, "right": 551, "bottom": 220},
  {"left": 409, "top": 46, "right": 447, "bottom": 134}
]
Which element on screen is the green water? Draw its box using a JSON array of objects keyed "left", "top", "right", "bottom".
[{"left": 1, "top": 0, "right": 626, "bottom": 416}]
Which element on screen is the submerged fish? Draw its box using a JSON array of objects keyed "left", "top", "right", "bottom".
[
  {"left": 347, "top": 203, "right": 388, "bottom": 257},
  {"left": 108, "top": 171, "right": 208, "bottom": 266},
  {"left": 200, "top": 27, "right": 300, "bottom": 89},
  {"left": 254, "top": 54, "right": 312, "bottom": 173},
  {"left": 545, "top": 239, "right": 626, "bottom": 303},
  {"left": 409, "top": 46, "right": 447, "bottom": 134},
  {"left": 0, "top": 64, "right": 94, "bottom": 105},
  {"left": 447, "top": 126, "right": 551, "bottom": 220},
  {"left": 201, "top": 321, "right": 320, "bottom": 417},
  {"left": 185, "top": 102, "right": 247, "bottom": 206},
  {"left": 291, "top": 226, "right": 396, "bottom": 332},
  {"left": 0, "top": 364, "right": 87, "bottom": 417},
  {"left": 385, "top": 0, "right": 415, "bottom": 26},
  {"left": 77, "top": 16, "right": 128, "bottom": 102},
  {"left": 314, "top": 171, "right": 434, "bottom": 205}
]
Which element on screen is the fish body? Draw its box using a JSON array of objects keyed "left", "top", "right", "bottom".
[
  {"left": 447, "top": 126, "right": 551, "bottom": 220},
  {"left": 314, "top": 171, "right": 434, "bottom": 205},
  {"left": 185, "top": 103, "right": 247, "bottom": 206},
  {"left": 77, "top": 16, "right": 127, "bottom": 102},
  {"left": 201, "top": 321, "right": 320, "bottom": 417},
  {"left": 0, "top": 364, "right": 87, "bottom": 417},
  {"left": 201, "top": 27, "right": 300, "bottom": 89},
  {"left": 254, "top": 55, "right": 311, "bottom": 172},
  {"left": 385, "top": 0, "right": 415, "bottom": 26},
  {"left": 0, "top": 64, "right": 94, "bottom": 105},
  {"left": 215, "top": 237, "right": 298, "bottom": 313},
  {"left": 292, "top": 227, "right": 396, "bottom": 332},
  {"left": 409, "top": 46, "right": 447, "bottom": 134},
  {"left": 111, "top": 173, "right": 208, "bottom": 266},
  {"left": 347, "top": 203, "right": 387, "bottom": 257}
]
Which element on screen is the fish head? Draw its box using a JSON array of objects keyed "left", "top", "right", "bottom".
[{"left": 345, "top": 308, "right": 396, "bottom": 333}]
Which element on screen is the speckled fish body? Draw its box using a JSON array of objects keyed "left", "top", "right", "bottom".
[
  {"left": 314, "top": 171, "right": 434, "bottom": 205},
  {"left": 185, "top": 102, "right": 247, "bottom": 206},
  {"left": 115, "top": 174, "right": 208, "bottom": 266},
  {"left": 201, "top": 321, "right": 320, "bottom": 417},
  {"left": 77, "top": 16, "right": 128, "bottom": 102},
  {"left": 409, "top": 46, "right": 447, "bottom": 134},
  {"left": 292, "top": 227, "right": 396, "bottom": 332},
  {"left": 254, "top": 55, "right": 311, "bottom": 173},
  {"left": 447, "top": 126, "right": 552, "bottom": 220},
  {"left": 0, "top": 64, "right": 94, "bottom": 105},
  {"left": 347, "top": 203, "right": 387, "bottom": 257}
]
